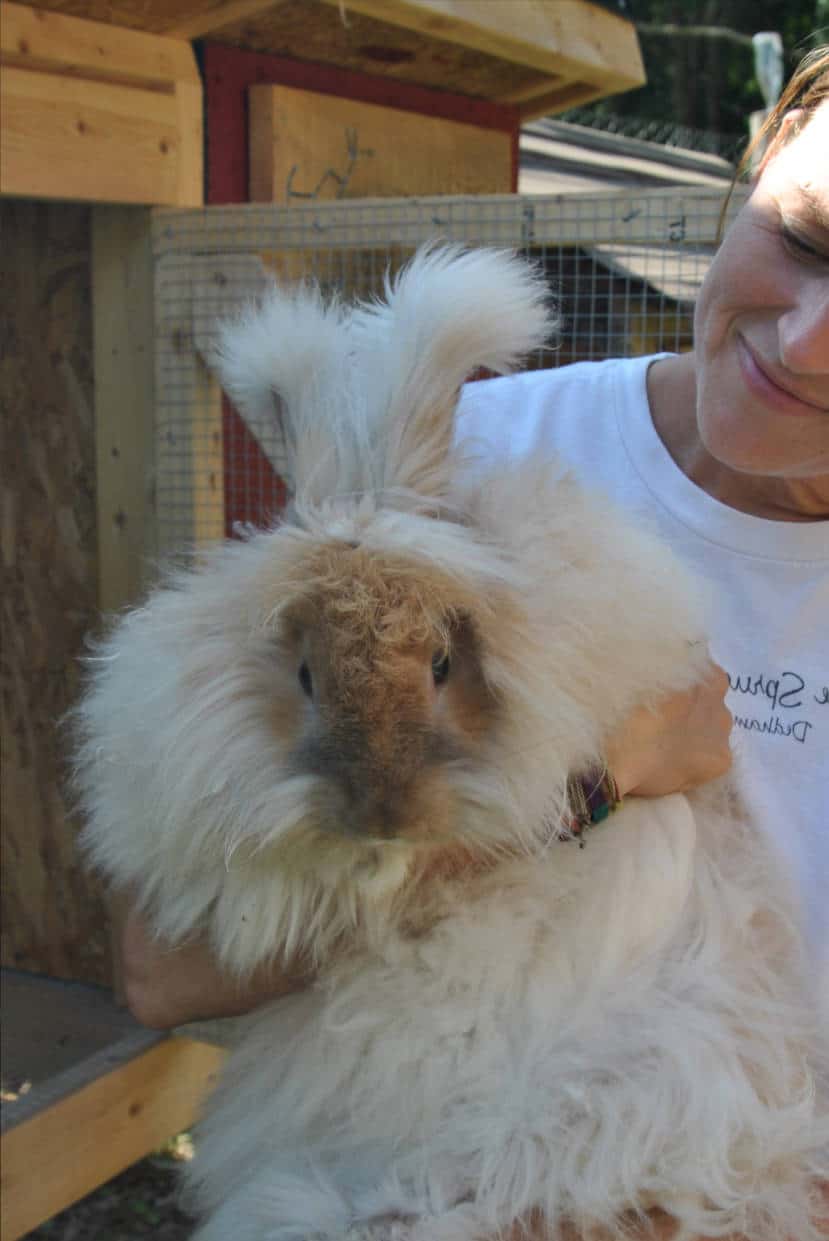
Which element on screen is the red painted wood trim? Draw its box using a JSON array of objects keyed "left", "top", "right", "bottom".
[
  {"left": 203, "top": 42, "right": 520, "bottom": 204},
  {"left": 222, "top": 400, "right": 287, "bottom": 536}
]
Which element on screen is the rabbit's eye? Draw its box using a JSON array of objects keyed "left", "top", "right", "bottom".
[
  {"left": 298, "top": 661, "right": 313, "bottom": 698},
  {"left": 431, "top": 652, "right": 450, "bottom": 687}
]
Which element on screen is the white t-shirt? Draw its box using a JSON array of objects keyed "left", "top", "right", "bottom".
[{"left": 457, "top": 356, "right": 829, "bottom": 969}]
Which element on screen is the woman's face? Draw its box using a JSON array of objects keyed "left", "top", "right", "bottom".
[{"left": 693, "top": 99, "right": 829, "bottom": 481}]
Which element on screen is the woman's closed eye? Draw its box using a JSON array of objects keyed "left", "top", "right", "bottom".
[{"left": 780, "top": 222, "right": 829, "bottom": 265}]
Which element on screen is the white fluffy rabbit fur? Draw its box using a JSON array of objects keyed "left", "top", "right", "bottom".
[{"left": 74, "top": 247, "right": 828, "bottom": 1240}]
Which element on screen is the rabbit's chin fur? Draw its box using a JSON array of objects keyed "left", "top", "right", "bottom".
[{"left": 72, "top": 246, "right": 829, "bottom": 1240}]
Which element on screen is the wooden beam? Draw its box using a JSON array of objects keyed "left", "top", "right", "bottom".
[
  {"left": 317, "top": 0, "right": 646, "bottom": 94},
  {"left": 174, "top": 74, "right": 205, "bottom": 207},
  {"left": 153, "top": 187, "right": 748, "bottom": 259},
  {"left": 517, "top": 81, "right": 612, "bottom": 121},
  {"left": 153, "top": 257, "right": 228, "bottom": 554},
  {"left": 0, "top": 1036, "right": 225, "bottom": 1240},
  {"left": 497, "top": 71, "right": 565, "bottom": 106},
  {"left": 92, "top": 207, "right": 156, "bottom": 615},
  {"left": 496, "top": 72, "right": 610, "bottom": 119},
  {"left": 162, "top": 0, "right": 289, "bottom": 40},
  {"left": 91, "top": 204, "right": 156, "bottom": 988},
  {"left": 0, "top": 2, "right": 203, "bottom": 205}
]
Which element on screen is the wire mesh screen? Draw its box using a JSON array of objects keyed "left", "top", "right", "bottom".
[{"left": 152, "top": 188, "right": 740, "bottom": 553}]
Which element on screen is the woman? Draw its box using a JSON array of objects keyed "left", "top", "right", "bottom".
[
  {"left": 118, "top": 44, "right": 828, "bottom": 1238},
  {"left": 455, "top": 44, "right": 829, "bottom": 985}
]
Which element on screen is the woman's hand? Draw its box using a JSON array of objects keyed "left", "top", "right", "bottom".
[
  {"left": 510, "top": 1194, "right": 829, "bottom": 1239},
  {"left": 606, "top": 662, "right": 733, "bottom": 799},
  {"left": 119, "top": 900, "right": 308, "bottom": 1029},
  {"left": 118, "top": 664, "right": 734, "bottom": 1029}
]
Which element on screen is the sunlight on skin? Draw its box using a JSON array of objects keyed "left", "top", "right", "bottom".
[
  {"left": 649, "top": 100, "right": 829, "bottom": 521},
  {"left": 508, "top": 1198, "right": 829, "bottom": 1240}
]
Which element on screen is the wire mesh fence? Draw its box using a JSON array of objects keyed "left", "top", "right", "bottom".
[{"left": 151, "top": 187, "right": 742, "bottom": 553}]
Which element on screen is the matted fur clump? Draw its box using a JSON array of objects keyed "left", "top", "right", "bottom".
[{"left": 73, "top": 246, "right": 828, "bottom": 1240}]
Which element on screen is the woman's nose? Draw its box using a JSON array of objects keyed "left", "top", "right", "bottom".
[{"left": 778, "top": 278, "right": 829, "bottom": 375}]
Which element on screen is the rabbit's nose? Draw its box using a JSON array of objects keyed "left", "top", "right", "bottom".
[{"left": 343, "top": 780, "right": 407, "bottom": 839}]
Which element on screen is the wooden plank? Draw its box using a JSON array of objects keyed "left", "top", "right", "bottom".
[
  {"left": 163, "top": 0, "right": 290, "bottom": 39},
  {"left": 208, "top": 43, "right": 519, "bottom": 205},
  {"left": 0, "top": 1036, "right": 226, "bottom": 1240},
  {"left": 153, "top": 187, "right": 749, "bottom": 259},
  {"left": 249, "top": 83, "right": 513, "bottom": 203},
  {"left": 89, "top": 207, "right": 150, "bottom": 997},
  {"left": 1, "top": 1, "right": 198, "bottom": 87},
  {"left": 1, "top": 970, "right": 161, "bottom": 1130},
  {"left": 0, "top": 0, "right": 216, "bottom": 34},
  {"left": 315, "top": 0, "right": 646, "bottom": 91},
  {"left": 0, "top": 64, "right": 199, "bottom": 205},
  {"left": 203, "top": 42, "right": 518, "bottom": 205},
  {"left": 515, "top": 80, "right": 614, "bottom": 121},
  {"left": 498, "top": 73, "right": 612, "bottom": 118},
  {"left": 154, "top": 257, "right": 227, "bottom": 554},
  {"left": 92, "top": 207, "right": 157, "bottom": 614},
  {"left": 173, "top": 73, "right": 206, "bottom": 207},
  {"left": 0, "top": 3, "right": 203, "bottom": 205},
  {"left": 497, "top": 71, "right": 564, "bottom": 106},
  {"left": 154, "top": 366, "right": 226, "bottom": 554}
]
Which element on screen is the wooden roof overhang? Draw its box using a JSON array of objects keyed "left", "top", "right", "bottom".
[{"left": 1, "top": 0, "right": 646, "bottom": 205}]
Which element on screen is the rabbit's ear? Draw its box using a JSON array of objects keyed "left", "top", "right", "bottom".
[
  {"left": 352, "top": 246, "right": 556, "bottom": 497},
  {"left": 211, "top": 283, "right": 356, "bottom": 501}
]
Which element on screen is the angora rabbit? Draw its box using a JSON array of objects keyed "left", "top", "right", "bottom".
[{"left": 74, "top": 247, "right": 828, "bottom": 1241}]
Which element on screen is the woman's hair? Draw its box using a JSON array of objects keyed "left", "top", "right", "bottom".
[
  {"left": 740, "top": 44, "right": 829, "bottom": 174},
  {"left": 720, "top": 44, "right": 828, "bottom": 231}
]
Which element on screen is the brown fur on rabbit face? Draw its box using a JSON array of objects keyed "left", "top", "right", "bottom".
[
  {"left": 278, "top": 559, "right": 499, "bottom": 847},
  {"left": 230, "top": 528, "right": 532, "bottom": 923}
]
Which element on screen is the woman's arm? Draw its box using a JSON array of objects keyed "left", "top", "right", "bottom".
[
  {"left": 515, "top": 1190, "right": 829, "bottom": 1240},
  {"left": 119, "top": 901, "right": 309, "bottom": 1029},
  {"left": 119, "top": 662, "right": 733, "bottom": 1029}
]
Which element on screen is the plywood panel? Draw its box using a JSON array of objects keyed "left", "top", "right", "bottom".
[
  {"left": 213, "top": 0, "right": 539, "bottom": 102},
  {"left": 317, "top": 0, "right": 644, "bottom": 89},
  {"left": 0, "top": 199, "right": 111, "bottom": 984},
  {"left": 249, "top": 83, "right": 513, "bottom": 203}
]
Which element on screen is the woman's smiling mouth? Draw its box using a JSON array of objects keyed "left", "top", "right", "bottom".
[{"left": 737, "top": 334, "right": 829, "bottom": 416}]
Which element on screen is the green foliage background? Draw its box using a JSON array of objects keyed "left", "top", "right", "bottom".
[{"left": 583, "top": 1, "right": 827, "bottom": 150}]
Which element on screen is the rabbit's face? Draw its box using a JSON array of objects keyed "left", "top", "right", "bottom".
[
  {"left": 174, "top": 525, "right": 539, "bottom": 969},
  {"left": 260, "top": 540, "right": 501, "bottom": 850}
]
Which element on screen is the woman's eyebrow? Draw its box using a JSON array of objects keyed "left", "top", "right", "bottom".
[{"left": 799, "top": 183, "right": 829, "bottom": 232}]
